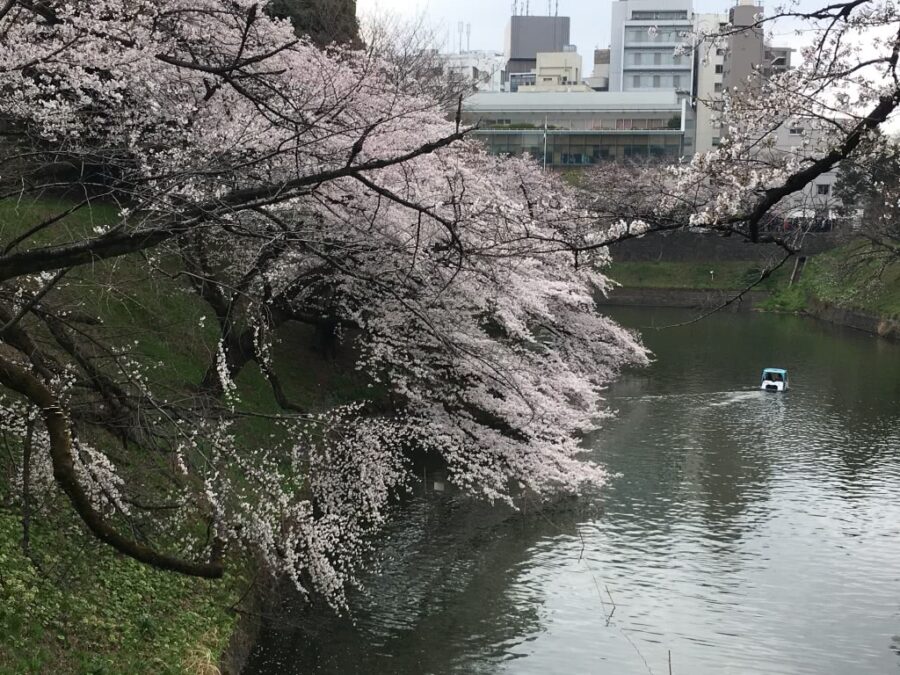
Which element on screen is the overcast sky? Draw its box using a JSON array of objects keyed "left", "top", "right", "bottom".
[{"left": 355, "top": 0, "right": 783, "bottom": 64}]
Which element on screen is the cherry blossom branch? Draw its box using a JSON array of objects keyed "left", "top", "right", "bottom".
[
  {"left": 746, "top": 92, "right": 900, "bottom": 240},
  {"left": 0, "top": 129, "right": 472, "bottom": 282},
  {"left": 0, "top": 354, "right": 225, "bottom": 578}
]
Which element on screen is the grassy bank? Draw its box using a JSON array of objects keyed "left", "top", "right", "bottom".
[
  {"left": 0, "top": 511, "right": 242, "bottom": 674},
  {"left": 606, "top": 260, "right": 792, "bottom": 291},
  {"left": 763, "top": 243, "right": 900, "bottom": 318},
  {"left": 606, "top": 244, "right": 900, "bottom": 324},
  {"left": 0, "top": 198, "right": 367, "bottom": 672}
]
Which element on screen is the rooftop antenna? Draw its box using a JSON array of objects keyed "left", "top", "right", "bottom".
[
  {"left": 466, "top": 23, "right": 471, "bottom": 52},
  {"left": 526, "top": 0, "right": 530, "bottom": 15},
  {"left": 457, "top": 21, "right": 464, "bottom": 53},
  {"left": 555, "top": 0, "right": 559, "bottom": 16}
]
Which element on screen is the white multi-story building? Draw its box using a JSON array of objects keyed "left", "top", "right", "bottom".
[
  {"left": 442, "top": 51, "right": 506, "bottom": 92},
  {"left": 609, "top": 0, "right": 695, "bottom": 94}
]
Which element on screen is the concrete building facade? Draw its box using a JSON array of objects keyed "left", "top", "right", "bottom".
[
  {"left": 586, "top": 49, "right": 611, "bottom": 91},
  {"left": 516, "top": 50, "right": 593, "bottom": 92},
  {"left": 692, "top": 2, "right": 793, "bottom": 153},
  {"left": 693, "top": 11, "right": 728, "bottom": 153},
  {"left": 461, "top": 0, "right": 803, "bottom": 169},
  {"left": 442, "top": 51, "right": 506, "bottom": 92},
  {"left": 504, "top": 15, "right": 571, "bottom": 82},
  {"left": 767, "top": 121, "right": 841, "bottom": 226},
  {"left": 722, "top": 0, "right": 793, "bottom": 91},
  {"left": 721, "top": 0, "right": 764, "bottom": 92}
]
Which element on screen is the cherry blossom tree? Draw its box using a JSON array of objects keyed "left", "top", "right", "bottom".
[
  {"left": 581, "top": 0, "right": 900, "bottom": 273},
  {"left": 835, "top": 131, "right": 900, "bottom": 260},
  {"left": 0, "top": 0, "right": 646, "bottom": 602},
  {"left": 3, "top": 0, "right": 899, "bottom": 605}
]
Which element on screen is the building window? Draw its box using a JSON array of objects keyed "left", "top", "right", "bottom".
[
  {"left": 715, "top": 64, "right": 723, "bottom": 73},
  {"left": 653, "top": 75, "right": 661, "bottom": 87},
  {"left": 716, "top": 47, "right": 726, "bottom": 56},
  {"left": 562, "top": 153, "right": 588, "bottom": 165},
  {"left": 712, "top": 137, "right": 721, "bottom": 146},
  {"left": 653, "top": 52, "right": 662, "bottom": 65},
  {"left": 634, "top": 52, "right": 642, "bottom": 65},
  {"left": 789, "top": 127, "right": 804, "bottom": 135},
  {"left": 673, "top": 75, "right": 681, "bottom": 88},
  {"left": 714, "top": 82, "right": 723, "bottom": 92},
  {"left": 633, "top": 75, "right": 641, "bottom": 88},
  {"left": 632, "top": 10, "right": 688, "bottom": 19},
  {"left": 817, "top": 184, "right": 830, "bottom": 195}
]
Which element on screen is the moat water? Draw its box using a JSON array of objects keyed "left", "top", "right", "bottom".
[{"left": 246, "top": 309, "right": 900, "bottom": 675}]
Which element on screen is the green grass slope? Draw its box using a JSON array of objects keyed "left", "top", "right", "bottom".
[
  {"left": 0, "top": 198, "right": 369, "bottom": 672},
  {"left": 764, "top": 243, "right": 900, "bottom": 318},
  {"left": 606, "top": 260, "right": 792, "bottom": 291}
]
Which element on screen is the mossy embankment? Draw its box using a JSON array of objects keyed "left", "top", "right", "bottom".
[
  {"left": 607, "top": 260, "right": 792, "bottom": 292},
  {"left": 762, "top": 243, "right": 900, "bottom": 338},
  {"left": 0, "top": 198, "right": 367, "bottom": 673},
  {"left": 605, "top": 238, "right": 900, "bottom": 338}
]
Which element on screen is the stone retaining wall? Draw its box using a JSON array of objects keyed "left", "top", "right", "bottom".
[{"left": 805, "top": 300, "right": 900, "bottom": 341}]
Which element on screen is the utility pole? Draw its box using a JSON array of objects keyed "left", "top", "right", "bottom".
[{"left": 543, "top": 116, "right": 548, "bottom": 171}]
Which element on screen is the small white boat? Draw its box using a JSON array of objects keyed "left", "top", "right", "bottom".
[{"left": 761, "top": 368, "right": 788, "bottom": 392}]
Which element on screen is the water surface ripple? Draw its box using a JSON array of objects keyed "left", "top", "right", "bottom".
[{"left": 246, "top": 310, "right": 900, "bottom": 675}]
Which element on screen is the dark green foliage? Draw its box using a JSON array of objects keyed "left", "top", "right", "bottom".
[{"left": 266, "top": 0, "right": 360, "bottom": 47}]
